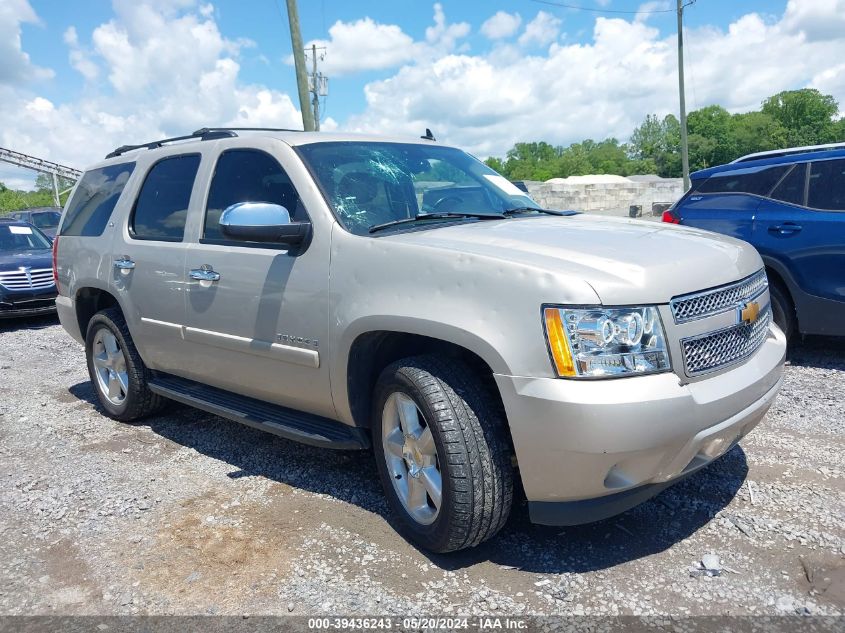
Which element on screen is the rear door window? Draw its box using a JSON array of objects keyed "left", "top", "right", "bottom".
[
  {"left": 131, "top": 154, "right": 201, "bottom": 241},
  {"left": 769, "top": 164, "right": 807, "bottom": 206},
  {"left": 807, "top": 159, "right": 845, "bottom": 211},
  {"left": 61, "top": 163, "right": 135, "bottom": 236},
  {"left": 694, "top": 164, "right": 789, "bottom": 197}
]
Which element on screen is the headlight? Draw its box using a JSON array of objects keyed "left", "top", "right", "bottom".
[{"left": 543, "top": 306, "right": 670, "bottom": 378}]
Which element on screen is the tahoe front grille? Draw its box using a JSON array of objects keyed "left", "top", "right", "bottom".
[
  {"left": 670, "top": 269, "right": 768, "bottom": 323},
  {"left": 681, "top": 306, "right": 771, "bottom": 376},
  {"left": 0, "top": 268, "right": 55, "bottom": 290}
]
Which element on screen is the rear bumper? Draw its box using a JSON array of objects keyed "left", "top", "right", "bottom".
[
  {"left": 55, "top": 294, "right": 84, "bottom": 343},
  {"left": 495, "top": 323, "right": 786, "bottom": 525}
]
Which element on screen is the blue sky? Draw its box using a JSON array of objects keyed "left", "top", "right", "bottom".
[
  {"left": 21, "top": 0, "right": 789, "bottom": 125},
  {"left": 2, "top": 0, "right": 844, "bottom": 189}
]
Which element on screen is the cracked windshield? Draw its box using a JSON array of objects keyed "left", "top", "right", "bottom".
[{"left": 296, "top": 142, "right": 540, "bottom": 235}]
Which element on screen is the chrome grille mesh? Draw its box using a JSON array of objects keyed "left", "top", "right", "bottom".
[
  {"left": 670, "top": 269, "right": 768, "bottom": 323},
  {"left": 0, "top": 268, "right": 55, "bottom": 290},
  {"left": 682, "top": 307, "right": 771, "bottom": 376}
]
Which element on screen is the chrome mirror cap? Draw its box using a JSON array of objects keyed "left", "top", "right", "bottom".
[{"left": 219, "top": 202, "right": 292, "bottom": 228}]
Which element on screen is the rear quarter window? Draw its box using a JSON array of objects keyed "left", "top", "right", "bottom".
[
  {"left": 60, "top": 163, "right": 136, "bottom": 236},
  {"left": 693, "top": 164, "right": 789, "bottom": 197},
  {"left": 807, "top": 158, "right": 845, "bottom": 211}
]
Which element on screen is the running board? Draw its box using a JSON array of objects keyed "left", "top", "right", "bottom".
[{"left": 148, "top": 373, "right": 369, "bottom": 450}]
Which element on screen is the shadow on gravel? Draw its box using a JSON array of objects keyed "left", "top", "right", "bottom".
[
  {"left": 787, "top": 335, "right": 845, "bottom": 370},
  {"left": 430, "top": 446, "right": 748, "bottom": 573},
  {"left": 69, "top": 377, "right": 750, "bottom": 574},
  {"left": 0, "top": 313, "right": 58, "bottom": 333}
]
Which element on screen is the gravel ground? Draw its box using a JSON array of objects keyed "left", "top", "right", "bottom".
[{"left": 0, "top": 315, "right": 842, "bottom": 618}]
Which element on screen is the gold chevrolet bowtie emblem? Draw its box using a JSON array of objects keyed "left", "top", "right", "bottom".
[{"left": 739, "top": 300, "right": 760, "bottom": 324}]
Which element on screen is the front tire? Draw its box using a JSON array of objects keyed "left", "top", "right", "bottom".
[
  {"left": 85, "top": 307, "right": 164, "bottom": 422},
  {"left": 372, "top": 355, "right": 513, "bottom": 553},
  {"left": 769, "top": 281, "right": 796, "bottom": 341}
]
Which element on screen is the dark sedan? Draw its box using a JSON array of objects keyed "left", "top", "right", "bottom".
[
  {"left": 10, "top": 207, "right": 62, "bottom": 239},
  {"left": 0, "top": 219, "right": 57, "bottom": 318}
]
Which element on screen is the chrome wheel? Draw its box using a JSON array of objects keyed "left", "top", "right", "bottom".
[
  {"left": 92, "top": 329, "right": 129, "bottom": 406},
  {"left": 381, "top": 392, "right": 442, "bottom": 525}
]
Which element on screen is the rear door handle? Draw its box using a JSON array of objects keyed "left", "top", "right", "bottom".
[
  {"left": 768, "top": 223, "right": 802, "bottom": 235},
  {"left": 113, "top": 257, "right": 135, "bottom": 270},
  {"left": 189, "top": 266, "right": 220, "bottom": 282}
]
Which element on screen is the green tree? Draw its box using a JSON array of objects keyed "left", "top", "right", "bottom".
[
  {"left": 731, "top": 111, "right": 788, "bottom": 158},
  {"left": 762, "top": 89, "right": 839, "bottom": 145},
  {"left": 484, "top": 156, "right": 505, "bottom": 173},
  {"left": 687, "top": 105, "right": 736, "bottom": 170},
  {"left": 629, "top": 114, "right": 681, "bottom": 177}
]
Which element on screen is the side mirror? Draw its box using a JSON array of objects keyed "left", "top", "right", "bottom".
[{"left": 219, "top": 202, "right": 311, "bottom": 245}]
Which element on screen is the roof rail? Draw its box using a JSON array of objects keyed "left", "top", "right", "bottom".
[
  {"left": 104, "top": 127, "right": 304, "bottom": 159},
  {"left": 731, "top": 141, "right": 845, "bottom": 164}
]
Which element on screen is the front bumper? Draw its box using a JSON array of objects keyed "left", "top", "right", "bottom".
[
  {"left": 0, "top": 290, "right": 57, "bottom": 318},
  {"left": 495, "top": 323, "right": 786, "bottom": 525}
]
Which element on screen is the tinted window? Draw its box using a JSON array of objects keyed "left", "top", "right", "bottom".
[
  {"left": 807, "top": 159, "right": 845, "bottom": 211},
  {"left": 770, "top": 164, "right": 806, "bottom": 206},
  {"left": 31, "top": 211, "right": 62, "bottom": 229},
  {"left": 61, "top": 163, "right": 135, "bottom": 237},
  {"left": 132, "top": 154, "right": 200, "bottom": 241},
  {"left": 694, "top": 165, "right": 789, "bottom": 197},
  {"left": 0, "top": 224, "right": 52, "bottom": 252},
  {"left": 204, "top": 150, "right": 304, "bottom": 240}
]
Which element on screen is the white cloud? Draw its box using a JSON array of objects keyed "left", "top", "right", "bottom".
[
  {"left": 635, "top": 1, "right": 671, "bottom": 23},
  {"left": 0, "top": 0, "right": 53, "bottom": 85},
  {"left": 781, "top": 0, "right": 845, "bottom": 42},
  {"left": 481, "top": 11, "right": 522, "bottom": 40},
  {"left": 425, "top": 3, "right": 471, "bottom": 53},
  {"left": 296, "top": 4, "right": 470, "bottom": 76},
  {"left": 0, "top": 0, "right": 304, "bottom": 176},
  {"left": 518, "top": 11, "right": 562, "bottom": 47},
  {"left": 302, "top": 18, "right": 417, "bottom": 76},
  {"left": 64, "top": 26, "right": 99, "bottom": 81},
  {"left": 348, "top": 1, "right": 845, "bottom": 158}
]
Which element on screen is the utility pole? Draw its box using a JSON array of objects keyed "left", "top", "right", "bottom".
[
  {"left": 307, "top": 44, "right": 328, "bottom": 132},
  {"left": 285, "top": 0, "right": 315, "bottom": 131},
  {"left": 677, "top": 0, "right": 690, "bottom": 190},
  {"left": 51, "top": 173, "right": 60, "bottom": 207},
  {"left": 311, "top": 44, "right": 320, "bottom": 131}
]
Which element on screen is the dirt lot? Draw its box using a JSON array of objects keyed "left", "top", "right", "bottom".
[{"left": 0, "top": 315, "right": 842, "bottom": 617}]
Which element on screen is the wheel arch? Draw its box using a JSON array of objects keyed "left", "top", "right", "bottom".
[
  {"left": 339, "top": 320, "right": 510, "bottom": 432},
  {"left": 74, "top": 286, "right": 121, "bottom": 338}
]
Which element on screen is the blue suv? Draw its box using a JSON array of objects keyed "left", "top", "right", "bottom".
[{"left": 665, "top": 144, "right": 845, "bottom": 340}]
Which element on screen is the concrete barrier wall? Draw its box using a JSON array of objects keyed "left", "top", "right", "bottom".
[{"left": 525, "top": 179, "right": 686, "bottom": 213}]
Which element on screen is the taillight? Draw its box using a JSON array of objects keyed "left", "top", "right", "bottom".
[
  {"left": 52, "top": 236, "right": 60, "bottom": 291},
  {"left": 662, "top": 209, "right": 681, "bottom": 224}
]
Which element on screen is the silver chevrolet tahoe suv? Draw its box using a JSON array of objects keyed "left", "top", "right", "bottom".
[{"left": 54, "top": 128, "right": 786, "bottom": 552}]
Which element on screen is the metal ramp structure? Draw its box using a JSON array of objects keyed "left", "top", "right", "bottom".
[{"left": 0, "top": 146, "right": 82, "bottom": 207}]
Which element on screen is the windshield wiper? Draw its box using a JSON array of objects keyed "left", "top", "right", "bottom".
[
  {"left": 368, "top": 212, "right": 505, "bottom": 234},
  {"left": 502, "top": 207, "right": 573, "bottom": 216}
]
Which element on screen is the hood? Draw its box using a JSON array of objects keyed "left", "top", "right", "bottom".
[
  {"left": 0, "top": 249, "right": 53, "bottom": 271},
  {"left": 383, "top": 215, "right": 762, "bottom": 304}
]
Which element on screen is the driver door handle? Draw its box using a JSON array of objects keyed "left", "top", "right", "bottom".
[
  {"left": 768, "top": 223, "right": 802, "bottom": 236},
  {"left": 189, "top": 266, "right": 220, "bottom": 282}
]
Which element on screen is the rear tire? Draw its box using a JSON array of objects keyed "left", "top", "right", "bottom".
[
  {"left": 372, "top": 355, "right": 513, "bottom": 553},
  {"left": 85, "top": 307, "right": 165, "bottom": 422},
  {"left": 769, "top": 281, "right": 796, "bottom": 341}
]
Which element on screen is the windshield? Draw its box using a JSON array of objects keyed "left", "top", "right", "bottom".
[
  {"left": 30, "top": 211, "right": 61, "bottom": 229},
  {"left": 296, "top": 142, "right": 541, "bottom": 235},
  {"left": 0, "top": 224, "right": 52, "bottom": 252}
]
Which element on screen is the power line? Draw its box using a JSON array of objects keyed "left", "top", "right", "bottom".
[{"left": 529, "top": 0, "right": 695, "bottom": 15}]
